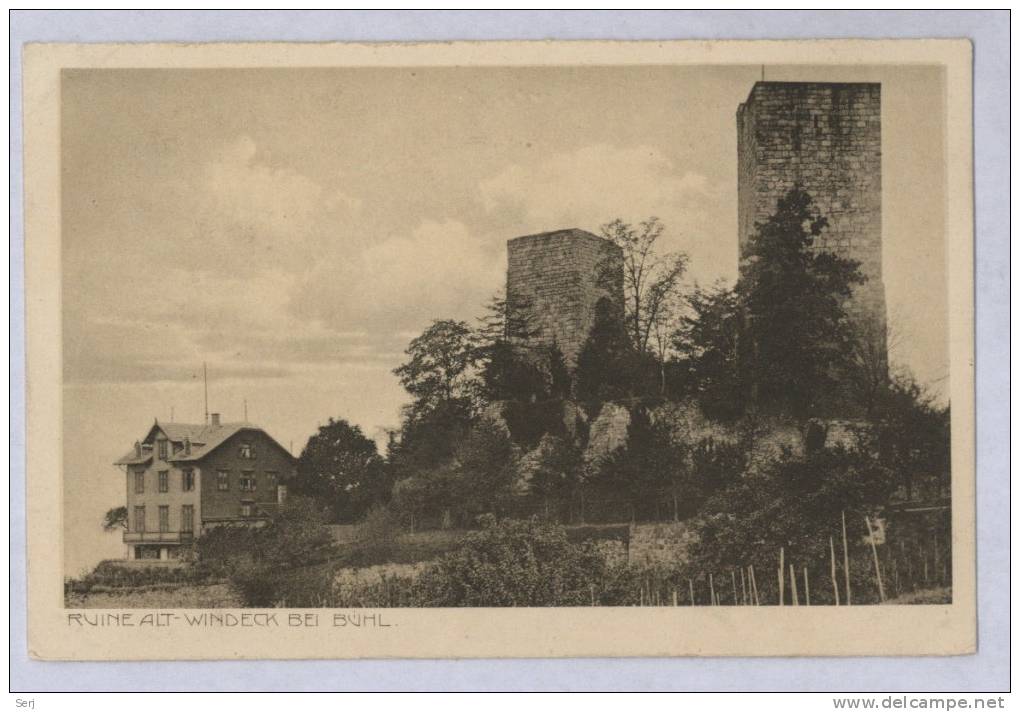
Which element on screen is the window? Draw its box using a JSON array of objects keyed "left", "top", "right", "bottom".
[
  {"left": 157, "top": 439, "right": 168, "bottom": 461},
  {"left": 158, "top": 470, "right": 169, "bottom": 493},
  {"left": 133, "top": 506, "right": 146, "bottom": 532},
  {"left": 134, "top": 471, "right": 145, "bottom": 494},
  {"left": 181, "top": 505, "right": 194, "bottom": 533},
  {"left": 239, "top": 443, "right": 255, "bottom": 459},
  {"left": 239, "top": 472, "right": 256, "bottom": 492},
  {"left": 182, "top": 469, "right": 195, "bottom": 492},
  {"left": 217, "top": 470, "right": 230, "bottom": 491},
  {"left": 240, "top": 501, "right": 254, "bottom": 518},
  {"left": 158, "top": 505, "right": 169, "bottom": 533}
]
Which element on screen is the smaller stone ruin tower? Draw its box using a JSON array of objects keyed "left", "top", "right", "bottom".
[{"left": 506, "top": 228, "right": 624, "bottom": 367}]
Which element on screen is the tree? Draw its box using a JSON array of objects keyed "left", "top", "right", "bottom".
[
  {"left": 738, "top": 186, "right": 864, "bottom": 418},
  {"left": 689, "top": 444, "right": 895, "bottom": 604},
  {"left": 600, "top": 217, "right": 689, "bottom": 363},
  {"left": 527, "top": 435, "right": 584, "bottom": 520},
  {"left": 454, "top": 420, "right": 520, "bottom": 522},
  {"left": 393, "top": 319, "right": 480, "bottom": 419},
  {"left": 574, "top": 297, "right": 652, "bottom": 405},
  {"left": 869, "top": 370, "right": 950, "bottom": 501},
  {"left": 390, "top": 419, "right": 519, "bottom": 529},
  {"left": 102, "top": 506, "right": 128, "bottom": 531},
  {"left": 673, "top": 283, "right": 745, "bottom": 420},
  {"left": 294, "top": 418, "right": 388, "bottom": 522},
  {"left": 848, "top": 314, "right": 895, "bottom": 416}
]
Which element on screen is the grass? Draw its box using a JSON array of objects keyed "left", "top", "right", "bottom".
[{"left": 65, "top": 582, "right": 240, "bottom": 609}]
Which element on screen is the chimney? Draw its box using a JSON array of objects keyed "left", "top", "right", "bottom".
[
  {"left": 134, "top": 441, "right": 141, "bottom": 457},
  {"left": 210, "top": 413, "right": 221, "bottom": 427}
]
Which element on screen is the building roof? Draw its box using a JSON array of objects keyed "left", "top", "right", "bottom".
[{"left": 114, "top": 420, "right": 296, "bottom": 466}]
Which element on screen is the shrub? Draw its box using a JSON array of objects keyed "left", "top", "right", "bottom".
[{"left": 409, "top": 516, "right": 607, "bottom": 606}]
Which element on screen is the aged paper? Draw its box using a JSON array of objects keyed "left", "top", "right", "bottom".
[{"left": 24, "top": 39, "right": 974, "bottom": 660}]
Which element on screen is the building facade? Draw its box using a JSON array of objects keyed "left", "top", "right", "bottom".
[
  {"left": 737, "top": 81, "right": 887, "bottom": 363},
  {"left": 506, "top": 228, "right": 624, "bottom": 367},
  {"left": 114, "top": 414, "right": 297, "bottom": 560}
]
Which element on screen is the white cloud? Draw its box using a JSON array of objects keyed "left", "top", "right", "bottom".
[
  {"left": 478, "top": 143, "right": 736, "bottom": 286},
  {"left": 291, "top": 218, "right": 504, "bottom": 334}
]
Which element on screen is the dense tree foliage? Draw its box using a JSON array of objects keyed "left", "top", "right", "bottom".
[
  {"left": 293, "top": 418, "right": 389, "bottom": 522},
  {"left": 737, "top": 186, "right": 865, "bottom": 418},
  {"left": 393, "top": 319, "right": 479, "bottom": 420},
  {"left": 102, "top": 505, "right": 128, "bottom": 531},
  {"left": 673, "top": 283, "right": 745, "bottom": 420},
  {"left": 575, "top": 297, "right": 654, "bottom": 405},
  {"left": 688, "top": 445, "right": 895, "bottom": 604}
]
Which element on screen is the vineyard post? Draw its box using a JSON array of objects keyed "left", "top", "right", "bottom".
[
  {"left": 842, "top": 511, "right": 852, "bottom": 605},
  {"left": 803, "top": 566, "right": 810, "bottom": 605},
  {"left": 789, "top": 563, "right": 799, "bottom": 606},
  {"left": 830, "top": 536, "right": 841, "bottom": 605},
  {"left": 778, "top": 547, "right": 785, "bottom": 606},
  {"left": 866, "top": 516, "right": 886, "bottom": 602}
]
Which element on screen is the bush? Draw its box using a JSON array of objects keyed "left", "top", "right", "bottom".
[
  {"left": 204, "top": 496, "right": 338, "bottom": 607},
  {"left": 65, "top": 560, "right": 218, "bottom": 595},
  {"left": 409, "top": 516, "right": 607, "bottom": 606}
]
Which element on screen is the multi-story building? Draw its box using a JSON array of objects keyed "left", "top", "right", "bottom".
[{"left": 114, "top": 413, "right": 297, "bottom": 560}]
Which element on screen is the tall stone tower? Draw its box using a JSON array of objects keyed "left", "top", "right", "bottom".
[
  {"left": 737, "top": 81, "right": 887, "bottom": 363},
  {"left": 506, "top": 228, "right": 624, "bottom": 366}
]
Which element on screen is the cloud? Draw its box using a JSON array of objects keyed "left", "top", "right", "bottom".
[
  {"left": 478, "top": 143, "right": 736, "bottom": 286},
  {"left": 290, "top": 218, "right": 504, "bottom": 335}
]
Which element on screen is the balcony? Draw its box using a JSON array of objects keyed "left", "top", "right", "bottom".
[{"left": 123, "top": 530, "right": 195, "bottom": 544}]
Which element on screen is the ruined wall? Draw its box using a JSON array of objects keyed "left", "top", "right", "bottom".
[
  {"left": 737, "top": 82, "right": 886, "bottom": 357},
  {"left": 506, "top": 228, "right": 624, "bottom": 366}
]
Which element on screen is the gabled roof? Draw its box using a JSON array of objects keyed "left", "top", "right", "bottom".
[{"left": 114, "top": 420, "right": 296, "bottom": 466}]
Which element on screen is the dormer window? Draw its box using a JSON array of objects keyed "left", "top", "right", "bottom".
[{"left": 157, "top": 439, "right": 168, "bottom": 461}]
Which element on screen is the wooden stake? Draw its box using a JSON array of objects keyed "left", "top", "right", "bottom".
[
  {"left": 709, "top": 573, "right": 716, "bottom": 606},
  {"left": 789, "top": 563, "right": 799, "bottom": 606},
  {"left": 866, "top": 516, "right": 886, "bottom": 602},
  {"left": 803, "top": 566, "right": 811, "bottom": 606},
  {"left": 672, "top": 589, "right": 678, "bottom": 607},
  {"left": 731, "top": 570, "right": 738, "bottom": 606},
  {"left": 778, "top": 547, "right": 785, "bottom": 606},
  {"left": 830, "top": 536, "right": 841, "bottom": 606},
  {"left": 749, "top": 565, "right": 760, "bottom": 605},
  {"left": 842, "top": 511, "right": 852, "bottom": 605},
  {"left": 688, "top": 578, "right": 695, "bottom": 606},
  {"left": 740, "top": 567, "right": 748, "bottom": 605}
]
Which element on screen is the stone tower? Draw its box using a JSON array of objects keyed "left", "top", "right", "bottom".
[
  {"left": 506, "top": 228, "right": 624, "bottom": 366},
  {"left": 737, "top": 81, "right": 887, "bottom": 363}
]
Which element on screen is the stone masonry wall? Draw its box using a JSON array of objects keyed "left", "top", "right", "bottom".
[
  {"left": 506, "top": 229, "right": 624, "bottom": 367},
  {"left": 737, "top": 82, "right": 886, "bottom": 356}
]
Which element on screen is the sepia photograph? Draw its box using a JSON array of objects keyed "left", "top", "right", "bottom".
[{"left": 22, "top": 38, "right": 977, "bottom": 660}]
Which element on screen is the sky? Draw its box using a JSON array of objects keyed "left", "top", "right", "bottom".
[{"left": 61, "top": 64, "right": 947, "bottom": 575}]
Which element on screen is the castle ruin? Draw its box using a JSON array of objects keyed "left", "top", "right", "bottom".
[
  {"left": 506, "top": 228, "right": 624, "bottom": 367},
  {"left": 737, "top": 81, "right": 887, "bottom": 364}
]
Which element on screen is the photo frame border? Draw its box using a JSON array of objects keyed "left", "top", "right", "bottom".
[{"left": 9, "top": 10, "right": 1009, "bottom": 691}]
